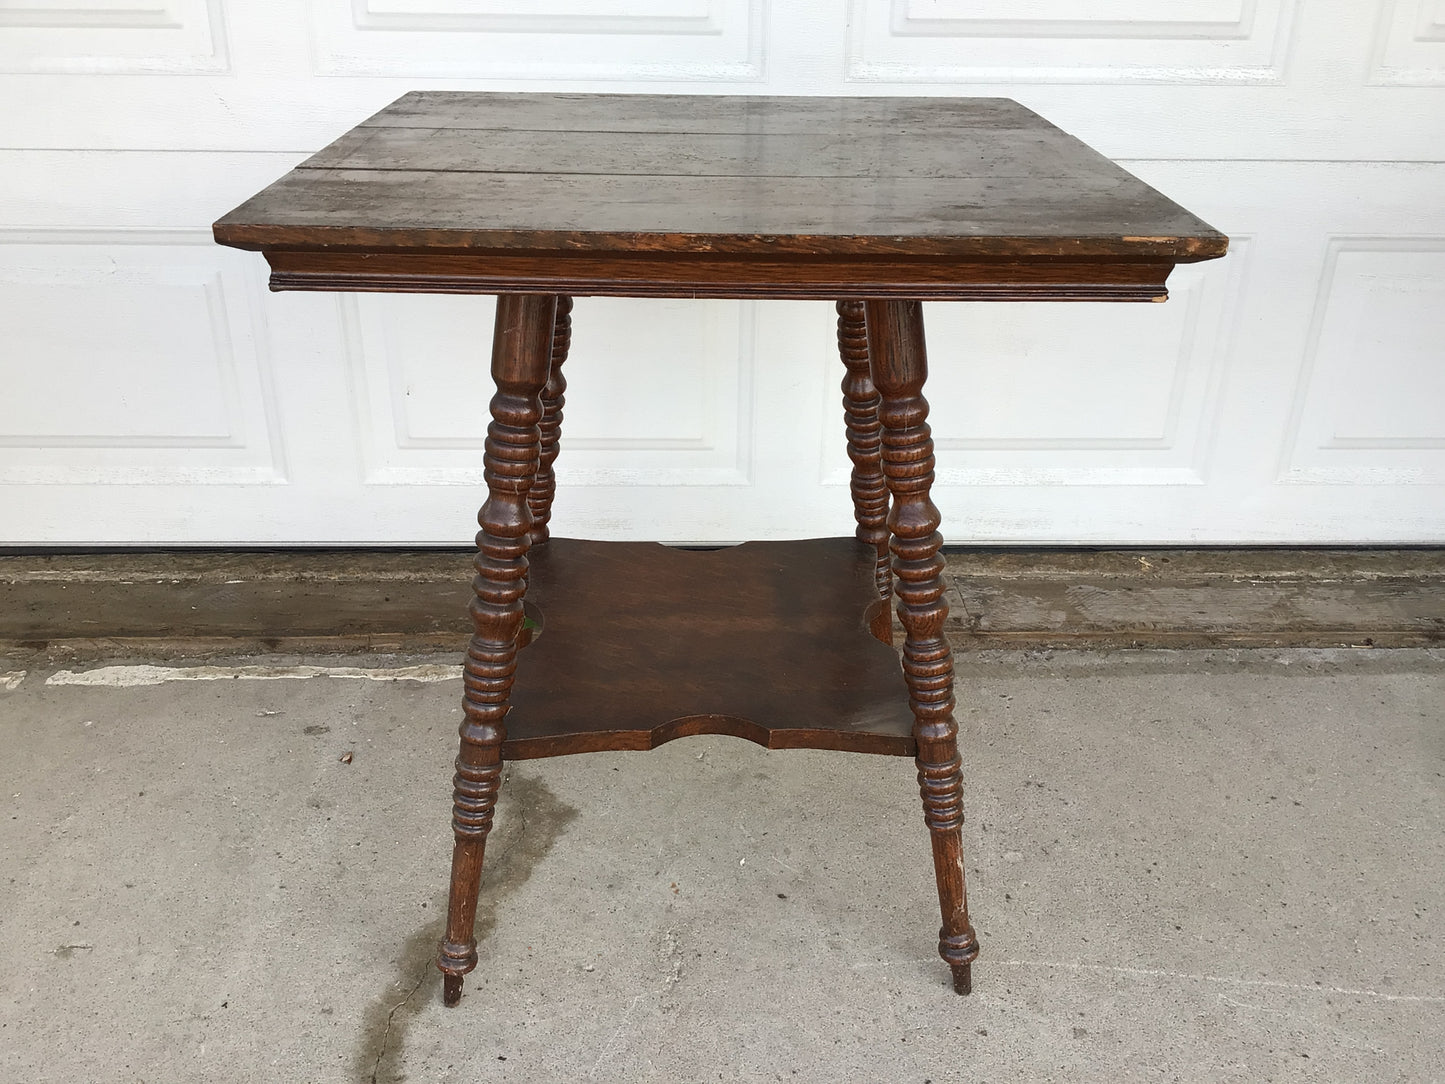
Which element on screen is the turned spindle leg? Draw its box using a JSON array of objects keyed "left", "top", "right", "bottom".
[
  {"left": 865, "top": 298, "right": 979, "bottom": 996},
  {"left": 836, "top": 301, "right": 893, "bottom": 637},
  {"left": 528, "top": 295, "right": 573, "bottom": 545},
  {"left": 438, "top": 293, "right": 557, "bottom": 1007}
]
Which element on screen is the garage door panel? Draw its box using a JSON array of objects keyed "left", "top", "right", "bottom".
[
  {"left": 0, "top": 230, "right": 285, "bottom": 487},
  {"left": 0, "top": 2, "right": 1441, "bottom": 544}
]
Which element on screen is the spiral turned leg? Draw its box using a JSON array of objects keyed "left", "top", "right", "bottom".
[
  {"left": 528, "top": 295, "right": 572, "bottom": 546},
  {"left": 438, "top": 293, "right": 556, "bottom": 1007},
  {"left": 865, "top": 298, "right": 979, "bottom": 995},
  {"left": 837, "top": 301, "right": 891, "bottom": 599},
  {"left": 836, "top": 301, "right": 893, "bottom": 643}
]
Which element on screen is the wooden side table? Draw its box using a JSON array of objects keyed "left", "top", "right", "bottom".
[{"left": 214, "top": 92, "right": 1227, "bottom": 1005}]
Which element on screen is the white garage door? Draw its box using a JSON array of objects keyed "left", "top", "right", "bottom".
[{"left": 2, "top": 1, "right": 1443, "bottom": 545}]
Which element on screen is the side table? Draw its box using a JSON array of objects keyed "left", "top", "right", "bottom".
[{"left": 214, "top": 92, "right": 1227, "bottom": 1005}]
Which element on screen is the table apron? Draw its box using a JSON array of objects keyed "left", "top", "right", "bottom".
[{"left": 261, "top": 249, "right": 1178, "bottom": 301}]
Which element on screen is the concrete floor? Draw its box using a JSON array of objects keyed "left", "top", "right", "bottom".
[{"left": 1, "top": 648, "right": 1442, "bottom": 1083}]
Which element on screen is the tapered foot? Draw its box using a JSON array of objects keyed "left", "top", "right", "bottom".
[
  {"left": 951, "top": 962, "right": 972, "bottom": 996},
  {"left": 443, "top": 972, "right": 464, "bottom": 1007}
]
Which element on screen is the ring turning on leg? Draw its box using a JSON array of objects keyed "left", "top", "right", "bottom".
[
  {"left": 438, "top": 293, "right": 557, "bottom": 1006},
  {"left": 836, "top": 300, "right": 892, "bottom": 610},
  {"left": 865, "top": 298, "right": 980, "bottom": 994},
  {"left": 528, "top": 295, "right": 573, "bottom": 546}
]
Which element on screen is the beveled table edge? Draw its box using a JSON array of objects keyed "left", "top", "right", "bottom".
[
  {"left": 212, "top": 221, "right": 1228, "bottom": 262},
  {"left": 242, "top": 246, "right": 1211, "bottom": 302}
]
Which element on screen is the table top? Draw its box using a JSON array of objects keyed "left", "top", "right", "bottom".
[{"left": 213, "top": 92, "right": 1227, "bottom": 301}]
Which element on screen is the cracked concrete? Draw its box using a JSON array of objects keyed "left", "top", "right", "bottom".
[
  {"left": 0, "top": 648, "right": 1441, "bottom": 1082},
  {"left": 357, "top": 916, "right": 440, "bottom": 1084}
]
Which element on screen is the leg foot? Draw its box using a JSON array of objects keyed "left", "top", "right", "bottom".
[
  {"left": 443, "top": 972, "right": 464, "bottom": 1007},
  {"left": 951, "top": 962, "right": 972, "bottom": 996}
]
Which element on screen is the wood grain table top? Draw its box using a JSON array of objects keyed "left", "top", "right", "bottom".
[{"left": 213, "top": 92, "right": 1227, "bottom": 300}]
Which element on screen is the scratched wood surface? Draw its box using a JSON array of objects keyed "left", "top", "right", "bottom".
[
  {"left": 213, "top": 92, "right": 1226, "bottom": 280},
  {"left": 501, "top": 537, "right": 916, "bottom": 759}
]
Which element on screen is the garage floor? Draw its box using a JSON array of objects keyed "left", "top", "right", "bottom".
[{"left": 1, "top": 647, "right": 1441, "bottom": 1082}]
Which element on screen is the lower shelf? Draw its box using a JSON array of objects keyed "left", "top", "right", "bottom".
[{"left": 499, "top": 537, "right": 916, "bottom": 760}]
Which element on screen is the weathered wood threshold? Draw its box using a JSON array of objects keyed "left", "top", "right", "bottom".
[{"left": 0, "top": 546, "right": 1440, "bottom": 661}]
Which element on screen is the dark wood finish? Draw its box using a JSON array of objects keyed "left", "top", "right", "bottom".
[
  {"left": 503, "top": 537, "right": 914, "bottom": 759},
  {"left": 304, "top": 126, "right": 1105, "bottom": 180},
  {"left": 439, "top": 293, "right": 556, "bottom": 1008},
  {"left": 866, "top": 299, "right": 979, "bottom": 996},
  {"left": 354, "top": 90, "right": 1059, "bottom": 133},
  {"left": 837, "top": 300, "right": 893, "bottom": 638},
  {"left": 261, "top": 249, "right": 1180, "bottom": 302},
  {"left": 527, "top": 295, "right": 571, "bottom": 545},
  {"left": 210, "top": 92, "right": 1230, "bottom": 1006},
  {"left": 213, "top": 92, "right": 1225, "bottom": 302}
]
